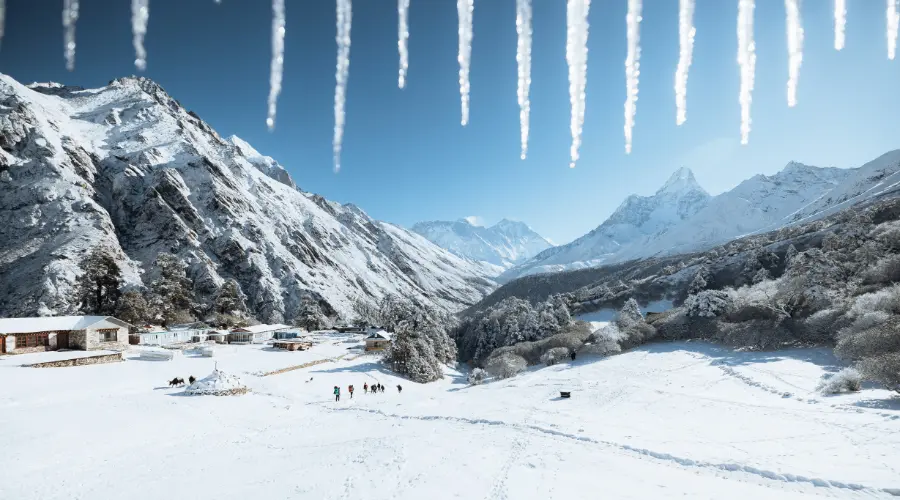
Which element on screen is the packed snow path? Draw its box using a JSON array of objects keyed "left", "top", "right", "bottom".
[{"left": 2, "top": 339, "right": 899, "bottom": 499}]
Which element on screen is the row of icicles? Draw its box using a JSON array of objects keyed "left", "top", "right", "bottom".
[{"left": 0, "top": 0, "right": 897, "bottom": 170}]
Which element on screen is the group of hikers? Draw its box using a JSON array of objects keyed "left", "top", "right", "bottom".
[{"left": 333, "top": 382, "right": 402, "bottom": 401}]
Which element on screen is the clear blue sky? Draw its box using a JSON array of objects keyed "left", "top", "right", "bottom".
[{"left": 1, "top": 0, "right": 898, "bottom": 244}]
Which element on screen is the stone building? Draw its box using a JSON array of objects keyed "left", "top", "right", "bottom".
[
  {"left": 0, "top": 316, "right": 131, "bottom": 354},
  {"left": 364, "top": 330, "right": 392, "bottom": 352}
]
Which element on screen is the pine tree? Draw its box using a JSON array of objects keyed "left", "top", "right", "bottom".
[
  {"left": 114, "top": 290, "right": 151, "bottom": 326},
  {"left": 296, "top": 296, "right": 326, "bottom": 331},
  {"left": 214, "top": 279, "right": 246, "bottom": 315},
  {"left": 77, "top": 247, "right": 123, "bottom": 315},
  {"left": 149, "top": 253, "right": 196, "bottom": 326},
  {"left": 501, "top": 320, "right": 522, "bottom": 346},
  {"left": 522, "top": 311, "right": 540, "bottom": 342}
]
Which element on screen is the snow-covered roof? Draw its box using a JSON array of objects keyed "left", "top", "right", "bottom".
[
  {"left": 365, "top": 330, "right": 392, "bottom": 341},
  {"left": 230, "top": 324, "right": 290, "bottom": 334},
  {"left": 0, "top": 316, "right": 131, "bottom": 335}
]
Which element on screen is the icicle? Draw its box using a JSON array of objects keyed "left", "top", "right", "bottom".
[
  {"left": 398, "top": 0, "right": 410, "bottom": 88},
  {"left": 785, "top": 0, "right": 803, "bottom": 107},
  {"left": 624, "top": 0, "right": 641, "bottom": 155},
  {"left": 566, "top": 0, "right": 590, "bottom": 168},
  {"left": 0, "top": 0, "right": 5, "bottom": 52},
  {"left": 63, "top": 0, "right": 79, "bottom": 71},
  {"left": 834, "top": 0, "right": 846, "bottom": 50},
  {"left": 516, "top": 0, "right": 532, "bottom": 160},
  {"left": 333, "top": 0, "right": 352, "bottom": 172},
  {"left": 889, "top": 0, "right": 899, "bottom": 60},
  {"left": 675, "top": 0, "right": 695, "bottom": 126},
  {"left": 737, "top": 0, "right": 756, "bottom": 145},
  {"left": 131, "top": 0, "right": 149, "bottom": 71},
  {"left": 266, "top": 0, "right": 285, "bottom": 131},
  {"left": 457, "top": 0, "right": 474, "bottom": 126}
]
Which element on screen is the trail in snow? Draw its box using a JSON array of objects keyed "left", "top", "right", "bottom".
[
  {"left": 398, "top": 0, "right": 410, "bottom": 88},
  {"left": 131, "top": 0, "right": 149, "bottom": 71},
  {"left": 457, "top": 0, "right": 474, "bottom": 126},
  {"left": 566, "top": 0, "right": 590, "bottom": 168},
  {"left": 737, "top": 0, "right": 756, "bottom": 145},
  {"left": 266, "top": 0, "right": 285, "bottom": 131},
  {"left": 516, "top": 0, "right": 532, "bottom": 160},
  {"left": 335, "top": 406, "right": 896, "bottom": 496},
  {"left": 835, "top": 0, "right": 846, "bottom": 50},
  {"left": 674, "top": 0, "right": 695, "bottom": 126},
  {"left": 63, "top": 0, "right": 79, "bottom": 71},
  {"left": 624, "top": 0, "right": 641, "bottom": 154},
  {"left": 333, "top": 0, "right": 352, "bottom": 172},
  {"left": 889, "top": 0, "right": 899, "bottom": 60},
  {"left": 785, "top": 0, "right": 803, "bottom": 107}
]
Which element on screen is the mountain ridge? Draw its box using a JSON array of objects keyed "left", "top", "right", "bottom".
[
  {"left": 411, "top": 218, "right": 553, "bottom": 269},
  {"left": 502, "top": 153, "right": 900, "bottom": 280},
  {"left": 0, "top": 73, "right": 499, "bottom": 321}
]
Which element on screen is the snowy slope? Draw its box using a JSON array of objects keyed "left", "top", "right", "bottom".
[
  {"left": 505, "top": 157, "right": 896, "bottom": 279},
  {"left": 0, "top": 74, "right": 497, "bottom": 320},
  {"left": 503, "top": 167, "right": 710, "bottom": 278},
  {"left": 412, "top": 218, "right": 553, "bottom": 268},
  {"left": 640, "top": 162, "right": 850, "bottom": 257},
  {"left": 2, "top": 340, "right": 899, "bottom": 499}
]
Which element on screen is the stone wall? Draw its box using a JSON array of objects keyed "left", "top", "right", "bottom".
[
  {"left": 69, "top": 330, "right": 87, "bottom": 350},
  {"left": 25, "top": 352, "right": 124, "bottom": 368},
  {"left": 85, "top": 327, "right": 128, "bottom": 351}
]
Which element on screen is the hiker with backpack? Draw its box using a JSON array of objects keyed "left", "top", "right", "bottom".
[
  {"left": 363, "top": 382, "right": 369, "bottom": 394},
  {"left": 333, "top": 385, "right": 340, "bottom": 402},
  {"left": 348, "top": 384, "right": 354, "bottom": 399}
]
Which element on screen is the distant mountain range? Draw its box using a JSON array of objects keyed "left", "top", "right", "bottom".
[
  {"left": 0, "top": 73, "right": 498, "bottom": 321},
  {"left": 500, "top": 151, "right": 900, "bottom": 280},
  {"left": 411, "top": 218, "right": 554, "bottom": 268}
]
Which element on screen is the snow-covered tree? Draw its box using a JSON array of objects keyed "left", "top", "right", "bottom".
[
  {"left": 214, "top": 279, "right": 246, "bottom": 316},
  {"left": 76, "top": 247, "right": 123, "bottom": 315},
  {"left": 149, "top": 253, "right": 196, "bottom": 326},
  {"left": 688, "top": 266, "right": 710, "bottom": 295},
  {"left": 468, "top": 367, "right": 487, "bottom": 385},
  {"left": 296, "top": 295, "right": 326, "bottom": 331},
  {"left": 114, "top": 290, "right": 151, "bottom": 326},
  {"left": 540, "top": 346, "right": 570, "bottom": 366},
  {"left": 685, "top": 290, "right": 732, "bottom": 319}
]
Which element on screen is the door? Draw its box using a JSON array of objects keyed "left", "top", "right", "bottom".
[{"left": 57, "top": 332, "right": 69, "bottom": 349}]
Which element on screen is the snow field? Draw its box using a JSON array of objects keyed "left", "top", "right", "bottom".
[{"left": 2, "top": 337, "right": 899, "bottom": 499}]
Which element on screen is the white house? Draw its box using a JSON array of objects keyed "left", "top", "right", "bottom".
[
  {"left": 129, "top": 323, "right": 211, "bottom": 346},
  {"left": 228, "top": 324, "right": 289, "bottom": 344},
  {"left": 0, "top": 316, "right": 131, "bottom": 354},
  {"left": 364, "top": 330, "right": 392, "bottom": 352}
]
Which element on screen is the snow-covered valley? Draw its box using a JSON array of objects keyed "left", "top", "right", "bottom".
[{"left": 3, "top": 335, "right": 899, "bottom": 499}]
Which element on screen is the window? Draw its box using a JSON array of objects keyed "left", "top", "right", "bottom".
[
  {"left": 98, "top": 329, "right": 119, "bottom": 342},
  {"left": 14, "top": 333, "right": 50, "bottom": 348}
]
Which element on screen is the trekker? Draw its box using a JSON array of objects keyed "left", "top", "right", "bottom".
[
  {"left": 349, "top": 385, "right": 354, "bottom": 399},
  {"left": 570, "top": 351, "right": 577, "bottom": 361},
  {"left": 333, "top": 385, "right": 340, "bottom": 402},
  {"left": 363, "top": 382, "right": 369, "bottom": 394},
  {"left": 379, "top": 384, "right": 384, "bottom": 393},
  {"left": 397, "top": 384, "right": 402, "bottom": 394}
]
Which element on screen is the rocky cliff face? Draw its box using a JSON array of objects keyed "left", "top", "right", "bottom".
[{"left": 0, "top": 74, "right": 497, "bottom": 321}]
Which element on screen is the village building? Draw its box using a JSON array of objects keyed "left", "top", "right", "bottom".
[
  {"left": 364, "top": 330, "right": 392, "bottom": 352},
  {"left": 0, "top": 316, "right": 131, "bottom": 354},
  {"left": 129, "top": 323, "right": 211, "bottom": 346},
  {"left": 207, "top": 330, "right": 229, "bottom": 344},
  {"left": 228, "top": 324, "right": 289, "bottom": 344}
]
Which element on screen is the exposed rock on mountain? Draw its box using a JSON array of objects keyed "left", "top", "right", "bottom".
[{"left": 0, "top": 74, "right": 497, "bottom": 321}]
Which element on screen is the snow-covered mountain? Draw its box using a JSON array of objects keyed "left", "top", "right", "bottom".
[
  {"left": 502, "top": 167, "right": 710, "bottom": 279},
  {"left": 502, "top": 156, "right": 900, "bottom": 280},
  {"left": 0, "top": 74, "right": 499, "bottom": 320},
  {"left": 411, "top": 218, "right": 553, "bottom": 268}
]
